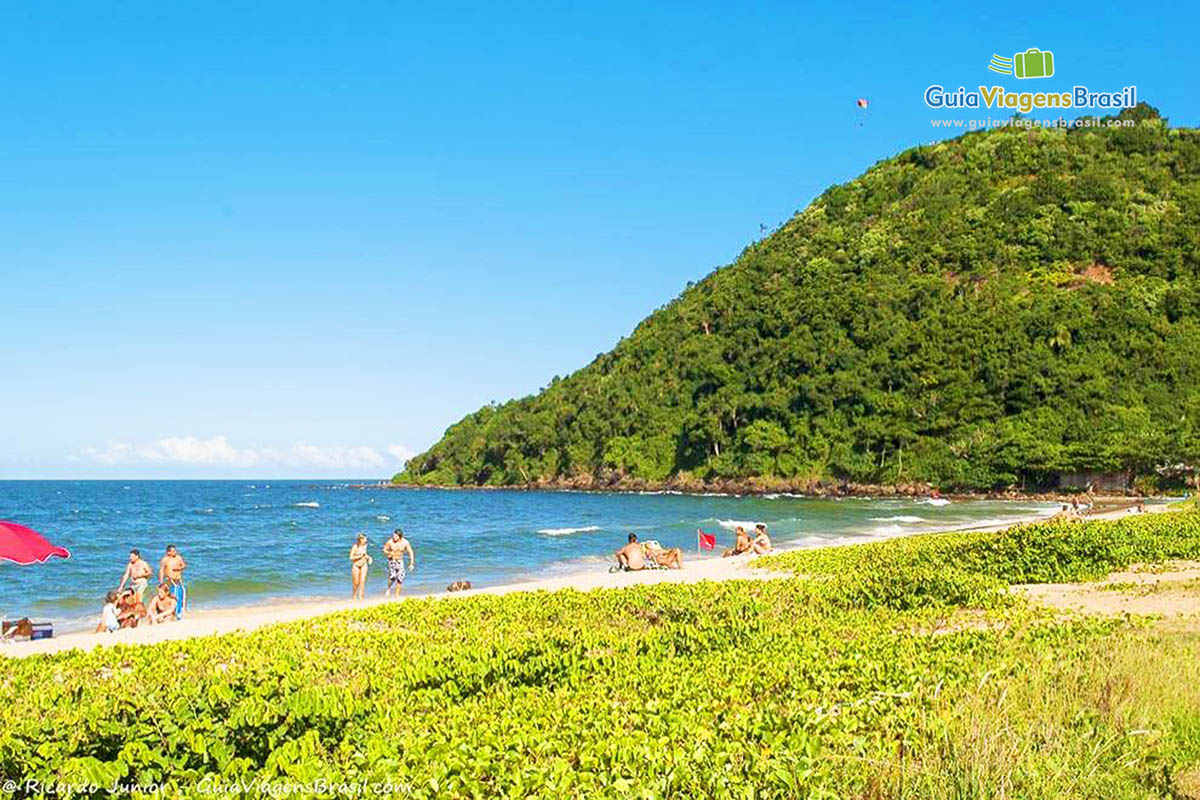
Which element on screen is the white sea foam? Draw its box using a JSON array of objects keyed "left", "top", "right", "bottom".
[
  {"left": 918, "top": 497, "right": 952, "bottom": 507},
  {"left": 716, "top": 519, "right": 759, "bottom": 531},
  {"left": 375, "top": 515, "right": 391, "bottom": 522},
  {"left": 293, "top": 501, "right": 320, "bottom": 509},
  {"left": 869, "top": 515, "right": 926, "bottom": 523},
  {"left": 537, "top": 525, "right": 602, "bottom": 536}
]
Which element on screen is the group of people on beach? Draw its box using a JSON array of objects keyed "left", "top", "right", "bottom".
[
  {"left": 613, "top": 524, "right": 772, "bottom": 571},
  {"left": 96, "top": 545, "right": 187, "bottom": 633},
  {"left": 349, "top": 528, "right": 416, "bottom": 599},
  {"left": 93, "top": 521, "right": 761, "bottom": 630},
  {"left": 723, "top": 524, "right": 773, "bottom": 557}
]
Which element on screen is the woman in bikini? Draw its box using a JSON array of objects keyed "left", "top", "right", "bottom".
[{"left": 349, "top": 533, "right": 372, "bottom": 599}]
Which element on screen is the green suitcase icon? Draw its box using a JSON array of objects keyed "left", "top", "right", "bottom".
[{"left": 1013, "top": 48, "right": 1054, "bottom": 79}]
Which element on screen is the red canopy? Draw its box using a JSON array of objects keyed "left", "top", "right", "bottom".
[{"left": 0, "top": 521, "right": 71, "bottom": 565}]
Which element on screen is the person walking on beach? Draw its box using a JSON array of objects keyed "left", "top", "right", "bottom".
[
  {"left": 349, "top": 533, "right": 371, "bottom": 599},
  {"left": 382, "top": 528, "right": 416, "bottom": 597},
  {"left": 158, "top": 544, "right": 188, "bottom": 619},
  {"left": 117, "top": 548, "right": 153, "bottom": 603}
]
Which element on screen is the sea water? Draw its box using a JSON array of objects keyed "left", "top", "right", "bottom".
[{"left": 0, "top": 481, "right": 1058, "bottom": 631}]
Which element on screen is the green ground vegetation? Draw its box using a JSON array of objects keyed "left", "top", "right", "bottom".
[{"left": 2, "top": 512, "right": 1200, "bottom": 797}]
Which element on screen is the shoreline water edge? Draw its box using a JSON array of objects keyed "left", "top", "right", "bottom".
[{"left": 2, "top": 499, "right": 1165, "bottom": 659}]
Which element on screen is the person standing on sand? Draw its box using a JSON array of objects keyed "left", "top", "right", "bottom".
[
  {"left": 158, "top": 544, "right": 188, "bottom": 619},
  {"left": 382, "top": 529, "right": 416, "bottom": 597},
  {"left": 118, "top": 548, "right": 153, "bottom": 603},
  {"left": 350, "top": 533, "right": 371, "bottom": 599}
]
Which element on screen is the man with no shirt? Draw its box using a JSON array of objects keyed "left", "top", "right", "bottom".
[
  {"left": 614, "top": 533, "right": 646, "bottom": 571},
  {"left": 382, "top": 528, "right": 416, "bottom": 596},
  {"left": 118, "top": 548, "right": 153, "bottom": 603},
  {"left": 159, "top": 544, "right": 188, "bottom": 619}
]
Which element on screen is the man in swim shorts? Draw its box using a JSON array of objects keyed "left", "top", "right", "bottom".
[
  {"left": 382, "top": 528, "right": 416, "bottom": 596},
  {"left": 614, "top": 533, "right": 646, "bottom": 571},
  {"left": 158, "top": 544, "right": 188, "bottom": 619},
  {"left": 118, "top": 548, "right": 153, "bottom": 603}
]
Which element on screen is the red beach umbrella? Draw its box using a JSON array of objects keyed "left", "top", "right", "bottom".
[{"left": 0, "top": 521, "right": 71, "bottom": 565}]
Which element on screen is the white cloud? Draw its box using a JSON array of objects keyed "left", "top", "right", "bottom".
[
  {"left": 76, "top": 435, "right": 415, "bottom": 470},
  {"left": 387, "top": 444, "right": 416, "bottom": 463}
]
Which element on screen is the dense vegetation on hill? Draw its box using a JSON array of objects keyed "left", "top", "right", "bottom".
[
  {"left": 4, "top": 512, "right": 1200, "bottom": 797},
  {"left": 398, "top": 105, "right": 1200, "bottom": 492}
]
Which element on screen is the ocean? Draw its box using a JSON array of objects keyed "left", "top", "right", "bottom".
[{"left": 0, "top": 481, "right": 1058, "bottom": 632}]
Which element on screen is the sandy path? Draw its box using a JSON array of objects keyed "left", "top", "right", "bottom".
[{"left": 1020, "top": 561, "right": 1200, "bottom": 617}]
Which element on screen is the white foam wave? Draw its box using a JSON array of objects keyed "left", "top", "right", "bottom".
[
  {"left": 918, "top": 498, "right": 952, "bottom": 506},
  {"left": 375, "top": 515, "right": 391, "bottom": 522},
  {"left": 537, "top": 525, "right": 602, "bottom": 536},
  {"left": 716, "top": 519, "right": 759, "bottom": 531},
  {"left": 293, "top": 501, "right": 320, "bottom": 509},
  {"left": 869, "top": 515, "right": 925, "bottom": 523}
]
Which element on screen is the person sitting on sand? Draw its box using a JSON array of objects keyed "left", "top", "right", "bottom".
[
  {"left": 350, "top": 533, "right": 372, "bottom": 599},
  {"left": 158, "top": 544, "right": 188, "bottom": 619},
  {"left": 382, "top": 528, "right": 416, "bottom": 597},
  {"left": 723, "top": 526, "right": 753, "bottom": 557},
  {"left": 751, "top": 523, "right": 773, "bottom": 554},
  {"left": 146, "top": 583, "right": 177, "bottom": 624},
  {"left": 642, "top": 539, "right": 683, "bottom": 569},
  {"left": 615, "top": 533, "right": 647, "bottom": 571},
  {"left": 96, "top": 591, "right": 120, "bottom": 634},
  {"left": 118, "top": 548, "right": 153, "bottom": 603},
  {"left": 116, "top": 588, "right": 147, "bottom": 629}
]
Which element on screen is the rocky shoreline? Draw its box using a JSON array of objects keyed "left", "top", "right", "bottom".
[{"left": 350, "top": 475, "right": 1158, "bottom": 502}]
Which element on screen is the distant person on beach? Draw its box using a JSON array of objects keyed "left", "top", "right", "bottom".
[
  {"left": 118, "top": 548, "right": 153, "bottom": 603},
  {"left": 158, "top": 544, "right": 188, "bottom": 619},
  {"left": 96, "top": 591, "right": 120, "bottom": 634},
  {"left": 723, "top": 526, "right": 752, "bottom": 557},
  {"left": 751, "top": 523, "right": 773, "bottom": 554},
  {"left": 146, "top": 583, "right": 177, "bottom": 624},
  {"left": 116, "top": 588, "right": 147, "bottom": 628},
  {"left": 382, "top": 528, "right": 416, "bottom": 596},
  {"left": 350, "top": 533, "right": 372, "bottom": 599},
  {"left": 615, "top": 533, "right": 647, "bottom": 571}
]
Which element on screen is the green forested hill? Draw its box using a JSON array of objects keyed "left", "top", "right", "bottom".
[{"left": 399, "top": 106, "right": 1200, "bottom": 492}]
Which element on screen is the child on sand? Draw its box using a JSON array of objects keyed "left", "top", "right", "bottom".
[{"left": 96, "top": 591, "right": 120, "bottom": 634}]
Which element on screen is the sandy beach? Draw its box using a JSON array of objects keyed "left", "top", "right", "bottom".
[{"left": 0, "top": 500, "right": 1165, "bottom": 659}]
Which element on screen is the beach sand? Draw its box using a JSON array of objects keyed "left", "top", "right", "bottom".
[{"left": 1, "top": 500, "right": 1167, "bottom": 659}]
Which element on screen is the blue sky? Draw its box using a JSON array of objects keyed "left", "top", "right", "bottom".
[{"left": 2, "top": 0, "right": 1194, "bottom": 478}]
